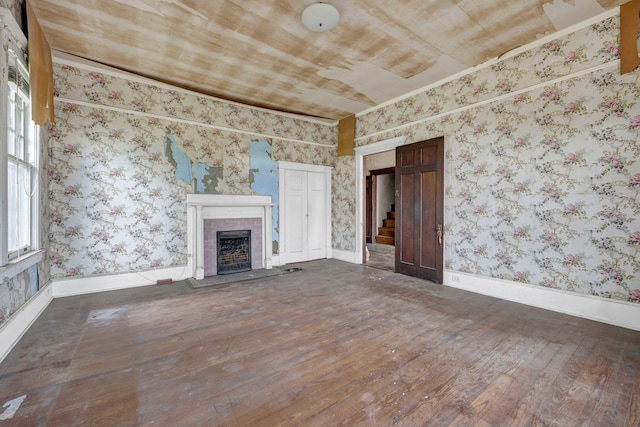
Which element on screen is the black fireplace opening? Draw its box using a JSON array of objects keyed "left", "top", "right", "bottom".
[{"left": 217, "top": 230, "right": 252, "bottom": 275}]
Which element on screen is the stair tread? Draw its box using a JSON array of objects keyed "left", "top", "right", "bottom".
[
  {"left": 375, "top": 235, "right": 395, "bottom": 245},
  {"left": 377, "top": 227, "right": 395, "bottom": 236}
]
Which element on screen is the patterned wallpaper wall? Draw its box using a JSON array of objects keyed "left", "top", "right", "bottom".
[
  {"left": 49, "top": 64, "right": 336, "bottom": 279},
  {"left": 0, "top": 0, "right": 22, "bottom": 28},
  {"left": 352, "top": 16, "right": 640, "bottom": 304},
  {"left": 332, "top": 156, "right": 356, "bottom": 252}
]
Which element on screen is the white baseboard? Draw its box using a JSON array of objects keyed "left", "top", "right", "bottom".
[
  {"left": 52, "top": 265, "right": 192, "bottom": 298},
  {"left": 444, "top": 270, "right": 640, "bottom": 331},
  {"left": 271, "top": 255, "right": 281, "bottom": 267},
  {"left": 332, "top": 249, "right": 360, "bottom": 264},
  {"left": 0, "top": 283, "right": 53, "bottom": 363}
]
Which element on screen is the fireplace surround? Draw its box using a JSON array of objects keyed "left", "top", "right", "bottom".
[
  {"left": 217, "top": 230, "right": 251, "bottom": 274},
  {"left": 187, "top": 194, "right": 273, "bottom": 280}
]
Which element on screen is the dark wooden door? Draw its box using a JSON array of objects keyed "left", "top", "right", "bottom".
[{"left": 395, "top": 137, "right": 444, "bottom": 283}]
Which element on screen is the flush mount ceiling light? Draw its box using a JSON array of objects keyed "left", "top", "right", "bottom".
[{"left": 301, "top": 3, "right": 340, "bottom": 32}]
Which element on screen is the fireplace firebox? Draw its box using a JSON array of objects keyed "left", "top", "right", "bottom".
[{"left": 217, "top": 230, "right": 252, "bottom": 275}]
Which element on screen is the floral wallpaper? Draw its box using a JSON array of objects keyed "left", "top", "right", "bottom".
[
  {"left": 445, "top": 67, "right": 639, "bottom": 302},
  {"left": 0, "top": 0, "right": 22, "bottom": 28},
  {"left": 356, "top": 17, "right": 620, "bottom": 140},
  {"left": 349, "top": 15, "right": 640, "bottom": 304},
  {"left": 54, "top": 64, "right": 336, "bottom": 146},
  {"left": 332, "top": 156, "right": 356, "bottom": 252},
  {"left": 50, "top": 65, "right": 335, "bottom": 279},
  {"left": 39, "top": 125, "right": 51, "bottom": 286}
]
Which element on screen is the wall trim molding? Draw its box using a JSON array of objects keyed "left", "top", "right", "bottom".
[
  {"left": 332, "top": 249, "right": 358, "bottom": 264},
  {"left": 52, "top": 50, "right": 337, "bottom": 127},
  {"left": 52, "top": 265, "right": 192, "bottom": 298},
  {"left": 444, "top": 270, "right": 640, "bottom": 332},
  {"left": 55, "top": 97, "right": 336, "bottom": 148},
  {"left": 0, "top": 282, "right": 53, "bottom": 363},
  {"left": 355, "top": 8, "right": 619, "bottom": 120},
  {"left": 355, "top": 60, "right": 618, "bottom": 142},
  {"left": 0, "top": 250, "right": 44, "bottom": 282}
]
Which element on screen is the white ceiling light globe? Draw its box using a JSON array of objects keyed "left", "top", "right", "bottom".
[{"left": 301, "top": 3, "right": 340, "bottom": 32}]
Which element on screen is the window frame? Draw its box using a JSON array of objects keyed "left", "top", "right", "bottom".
[{"left": 1, "top": 45, "right": 40, "bottom": 267}]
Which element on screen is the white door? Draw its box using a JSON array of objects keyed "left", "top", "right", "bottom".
[
  {"left": 283, "top": 169, "right": 307, "bottom": 263},
  {"left": 307, "top": 171, "right": 327, "bottom": 260},
  {"left": 279, "top": 162, "right": 331, "bottom": 264}
]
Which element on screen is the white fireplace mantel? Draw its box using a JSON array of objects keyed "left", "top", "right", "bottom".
[{"left": 187, "top": 194, "right": 274, "bottom": 280}]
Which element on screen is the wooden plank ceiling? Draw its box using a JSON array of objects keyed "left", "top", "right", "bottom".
[{"left": 29, "top": 0, "right": 621, "bottom": 121}]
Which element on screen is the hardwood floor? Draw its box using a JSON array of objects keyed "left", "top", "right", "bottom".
[
  {"left": 366, "top": 243, "right": 395, "bottom": 272},
  {"left": 1, "top": 259, "right": 638, "bottom": 426}
]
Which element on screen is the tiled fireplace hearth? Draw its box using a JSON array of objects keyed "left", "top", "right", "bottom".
[{"left": 187, "top": 194, "right": 273, "bottom": 280}]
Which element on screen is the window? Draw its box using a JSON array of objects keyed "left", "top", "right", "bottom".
[{"left": 3, "top": 49, "right": 39, "bottom": 265}]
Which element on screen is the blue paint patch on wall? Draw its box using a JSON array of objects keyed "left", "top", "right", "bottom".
[
  {"left": 192, "top": 163, "right": 209, "bottom": 193},
  {"left": 249, "top": 140, "right": 279, "bottom": 251},
  {"left": 193, "top": 163, "right": 223, "bottom": 193},
  {"left": 166, "top": 134, "right": 193, "bottom": 183},
  {"left": 165, "top": 134, "right": 222, "bottom": 193},
  {"left": 27, "top": 264, "right": 39, "bottom": 294}
]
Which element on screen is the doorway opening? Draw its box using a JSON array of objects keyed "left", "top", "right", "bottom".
[
  {"left": 364, "top": 152, "right": 396, "bottom": 272},
  {"left": 355, "top": 136, "right": 405, "bottom": 268},
  {"left": 356, "top": 135, "right": 445, "bottom": 284}
]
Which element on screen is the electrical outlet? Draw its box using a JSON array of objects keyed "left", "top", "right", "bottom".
[{"left": 451, "top": 274, "right": 461, "bottom": 283}]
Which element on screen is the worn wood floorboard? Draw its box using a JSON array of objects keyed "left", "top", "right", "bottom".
[{"left": 0, "top": 259, "right": 639, "bottom": 426}]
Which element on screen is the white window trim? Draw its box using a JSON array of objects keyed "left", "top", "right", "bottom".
[
  {"left": 0, "top": 8, "right": 39, "bottom": 268},
  {"left": 0, "top": 248, "right": 43, "bottom": 282}
]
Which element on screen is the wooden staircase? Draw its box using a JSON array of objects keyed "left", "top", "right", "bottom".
[{"left": 374, "top": 204, "right": 395, "bottom": 245}]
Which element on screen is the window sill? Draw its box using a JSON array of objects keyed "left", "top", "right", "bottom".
[{"left": 0, "top": 249, "right": 44, "bottom": 282}]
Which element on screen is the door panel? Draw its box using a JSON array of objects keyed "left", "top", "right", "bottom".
[
  {"left": 308, "top": 172, "right": 326, "bottom": 259},
  {"left": 365, "top": 176, "right": 372, "bottom": 244},
  {"left": 400, "top": 173, "right": 416, "bottom": 265},
  {"left": 420, "top": 170, "right": 437, "bottom": 270},
  {"left": 395, "top": 137, "right": 444, "bottom": 283},
  {"left": 284, "top": 170, "right": 306, "bottom": 261},
  {"left": 421, "top": 145, "right": 438, "bottom": 164}
]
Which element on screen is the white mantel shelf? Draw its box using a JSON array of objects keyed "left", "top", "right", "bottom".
[
  {"left": 187, "top": 194, "right": 274, "bottom": 207},
  {"left": 186, "top": 194, "right": 274, "bottom": 280}
]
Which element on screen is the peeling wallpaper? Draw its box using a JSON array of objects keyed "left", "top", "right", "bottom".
[
  {"left": 352, "top": 16, "right": 640, "bottom": 304},
  {"left": 50, "top": 66, "right": 335, "bottom": 279},
  {"left": 0, "top": 264, "right": 38, "bottom": 325}
]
